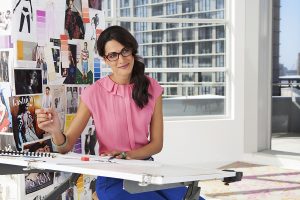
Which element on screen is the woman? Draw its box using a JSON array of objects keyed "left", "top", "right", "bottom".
[{"left": 36, "top": 26, "right": 204, "bottom": 200}]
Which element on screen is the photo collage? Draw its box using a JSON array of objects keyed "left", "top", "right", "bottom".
[{"left": 0, "top": 0, "right": 105, "bottom": 199}]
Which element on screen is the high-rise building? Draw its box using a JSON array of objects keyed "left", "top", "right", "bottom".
[
  {"left": 298, "top": 53, "right": 300, "bottom": 75},
  {"left": 102, "top": 0, "right": 226, "bottom": 97},
  {"left": 272, "top": 0, "right": 281, "bottom": 96}
]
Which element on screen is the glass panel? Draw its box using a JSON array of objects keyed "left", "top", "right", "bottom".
[
  {"left": 271, "top": 0, "right": 300, "bottom": 153},
  {"left": 152, "top": 5, "right": 163, "bottom": 16},
  {"left": 182, "top": 56, "right": 194, "bottom": 68},
  {"left": 103, "top": 0, "right": 227, "bottom": 117},
  {"left": 199, "top": 41, "right": 212, "bottom": 54},
  {"left": 182, "top": 43, "right": 195, "bottom": 55},
  {"left": 166, "top": 30, "right": 178, "bottom": 42},
  {"left": 134, "top": 0, "right": 148, "bottom": 6},
  {"left": 152, "top": 31, "right": 164, "bottom": 43},
  {"left": 152, "top": 44, "right": 162, "bottom": 56},
  {"left": 199, "top": 27, "right": 212, "bottom": 40},
  {"left": 166, "top": 2, "right": 178, "bottom": 15},
  {"left": 182, "top": 29, "right": 195, "bottom": 41},
  {"left": 152, "top": 58, "right": 163, "bottom": 68},
  {"left": 216, "top": 40, "right": 225, "bottom": 53},
  {"left": 167, "top": 43, "right": 179, "bottom": 55},
  {"left": 163, "top": 72, "right": 226, "bottom": 116},
  {"left": 134, "top": 6, "right": 148, "bottom": 17},
  {"left": 167, "top": 58, "right": 179, "bottom": 68},
  {"left": 199, "top": 56, "right": 212, "bottom": 67},
  {"left": 216, "top": 25, "right": 225, "bottom": 39}
]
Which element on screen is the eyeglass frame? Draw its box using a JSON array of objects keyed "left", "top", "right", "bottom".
[{"left": 104, "top": 47, "right": 133, "bottom": 62}]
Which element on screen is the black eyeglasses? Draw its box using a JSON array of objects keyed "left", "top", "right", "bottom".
[{"left": 105, "top": 48, "right": 133, "bottom": 61}]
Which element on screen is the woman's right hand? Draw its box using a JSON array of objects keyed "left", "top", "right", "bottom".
[{"left": 35, "top": 108, "right": 61, "bottom": 135}]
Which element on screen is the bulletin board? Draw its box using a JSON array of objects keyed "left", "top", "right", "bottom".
[{"left": 0, "top": 0, "right": 105, "bottom": 199}]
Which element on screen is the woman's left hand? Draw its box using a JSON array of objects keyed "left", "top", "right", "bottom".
[{"left": 100, "top": 150, "right": 131, "bottom": 159}]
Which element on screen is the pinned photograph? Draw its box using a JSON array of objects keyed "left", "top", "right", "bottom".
[
  {"left": 88, "top": 0, "right": 102, "bottom": 10},
  {"left": 66, "top": 86, "right": 78, "bottom": 114},
  {"left": 42, "top": 85, "right": 65, "bottom": 131},
  {"left": 81, "top": 125, "right": 98, "bottom": 155},
  {"left": 24, "top": 171, "right": 54, "bottom": 195},
  {"left": 9, "top": 95, "right": 45, "bottom": 151},
  {"left": 0, "top": 51, "right": 10, "bottom": 82},
  {"left": 14, "top": 69, "right": 42, "bottom": 95},
  {"left": 76, "top": 41, "right": 94, "bottom": 84},
  {"left": 35, "top": 46, "right": 48, "bottom": 84},
  {"left": 65, "top": 0, "right": 85, "bottom": 39},
  {"left": 23, "top": 137, "right": 53, "bottom": 153},
  {"left": 0, "top": 1, "right": 12, "bottom": 34},
  {"left": 12, "top": 0, "right": 37, "bottom": 41},
  {"left": 63, "top": 44, "right": 77, "bottom": 84},
  {"left": 16, "top": 40, "right": 38, "bottom": 68},
  {"left": 0, "top": 83, "right": 12, "bottom": 134},
  {"left": 85, "top": 9, "right": 104, "bottom": 55}
]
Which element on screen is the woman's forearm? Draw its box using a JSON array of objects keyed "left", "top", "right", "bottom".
[{"left": 127, "top": 141, "right": 163, "bottom": 160}]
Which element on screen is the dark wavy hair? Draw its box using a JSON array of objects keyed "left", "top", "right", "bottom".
[{"left": 97, "top": 25, "right": 151, "bottom": 109}]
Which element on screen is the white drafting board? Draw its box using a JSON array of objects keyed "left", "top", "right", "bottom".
[{"left": 0, "top": 153, "right": 235, "bottom": 185}]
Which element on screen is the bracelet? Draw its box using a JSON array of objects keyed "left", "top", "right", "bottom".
[
  {"left": 120, "top": 151, "right": 127, "bottom": 159},
  {"left": 51, "top": 132, "right": 67, "bottom": 148}
]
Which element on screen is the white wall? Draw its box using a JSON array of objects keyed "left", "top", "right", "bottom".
[
  {"left": 155, "top": 0, "right": 247, "bottom": 165},
  {"left": 244, "top": 0, "right": 272, "bottom": 153}
]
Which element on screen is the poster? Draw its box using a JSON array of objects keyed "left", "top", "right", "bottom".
[{"left": 9, "top": 95, "right": 45, "bottom": 150}]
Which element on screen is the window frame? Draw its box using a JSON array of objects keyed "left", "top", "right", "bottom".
[{"left": 102, "top": 0, "right": 231, "bottom": 120}]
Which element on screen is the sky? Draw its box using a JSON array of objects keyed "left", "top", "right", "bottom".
[{"left": 280, "top": 0, "right": 300, "bottom": 70}]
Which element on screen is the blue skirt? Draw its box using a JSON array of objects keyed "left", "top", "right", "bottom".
[{"left": 96, "top": 176, "right": 205, "bottom": 200}]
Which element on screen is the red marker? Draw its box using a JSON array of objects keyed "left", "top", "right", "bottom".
[{"left": 81, "top": 156, "right": 90, "bottom": 161}]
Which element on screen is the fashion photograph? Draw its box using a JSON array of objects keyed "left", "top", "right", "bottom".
[{"left": 14, "top": 69, "right": 42, "bottom": 95}]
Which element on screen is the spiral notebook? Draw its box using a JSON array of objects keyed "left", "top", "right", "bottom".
[{"left": 0, "top": 149, "right": 55, "bottom": 158}]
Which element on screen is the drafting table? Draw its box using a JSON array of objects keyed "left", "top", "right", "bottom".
[{"left": 0, "top": 153, "right": 242, "bottom": 200}]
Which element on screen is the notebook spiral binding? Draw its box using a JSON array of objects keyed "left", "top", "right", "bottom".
[{"left": 0, "top": 149, "right": 55, "bottom": 158}]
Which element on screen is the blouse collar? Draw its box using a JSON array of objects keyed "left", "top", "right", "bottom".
[{"left": 99, "top": 76, "right": 133, "bottom": 97}]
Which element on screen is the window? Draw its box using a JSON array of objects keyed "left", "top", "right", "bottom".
[
  {"left": 216, "top": 41, "right": 225, "bottom": 53},
  {"left": 182, "top": 29, "right": 194, "bottom": 41},
  {"left": 167, "top": 30, "right": 178, "bottom": 42},
  {"left": 167, "top": 58, "right": 179, "bottom": 68},
  {"left": 134, "top": 0, "right": 148, "bottom": 6},
  {"left": 167, "top": 43, "right": 179, "bottom": 55},
  {"left": 216, "top": 26, "right": 225, "bottom": 39},
  {"left": 134, "top": 7, "right": 147, "bottom": 17},
  {"left": 199, "top": 56, "right": 212, "bottom": 67},
  {"left": 152, "top": 23, "right": 163, "bottom": 30},
  {"left": 216, "top": 55, "right": 225, "bottom": 67},
  {"left": 120, "top": 0, "right": 129, "bottom": 7},
  {"left": 182, "top": 0, "right": 195, "bottom": 13},
  {"left": 199, "top": 41, "right": 212, "bottom": 54},
  {"left": 167, "top": 72, "right": 179, "bottom": 82},
  {"left": 152, "top": 44, "right": 162, "bottom": 56},
  {"left": 152, "top": 5, "right": 163, "bottom": 16},
  {"left": 166, "top": 3, "right": 177, "bottom": 15},
  {"left": 103, "top": 0, "right": 228, "bottom": 117},
  {"left": 199, "top": 27, "right": 212, "bottom": 40},
  {"left": 199, "top": 0, "right": 211, "bottom": 11},
  {"left": 183, "top": 43, "right": 195, "bottom": 55},
  {"left": 134, "top": 22, "right": 147, "bottom": 31},
  {"left": 182, "top": 57, "right": 194, "bottom": 68},
  {"left": 152, "top": 31, "right": 164, "bottom": 43}
]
